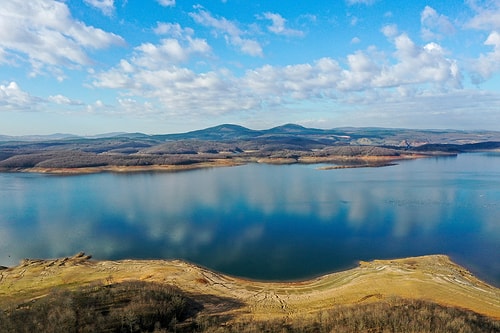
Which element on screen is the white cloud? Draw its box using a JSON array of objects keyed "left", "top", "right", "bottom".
[
  {"left": 190, "top": 9, "right": 263, "bottom": 57},
  {"left": 350, "top": 16, "right": 359, "bottom": 26},
  {"left": 157, "top": 0, "right": 175, "bottom": 7},
  {"left": 91, "top": 28, "right": 465, "bottom": 118},
  {"left": 133, "top": 38, "right": 210, "bottom": 68},
  {"left": 464, "top": 1, "right": 500, "bottom": 83},
  {"left": 381, "top": 24, "right": 398, "bottom": 38},
  {"left": 84, "top": 0, "right": 115, "bottom": 16},
  {"left": 420, "top": 6, "right": 455, "bottom": 40},
  {"left": 346, "top": 88, "right": 500, "bottom": 129},
  {"left": 372, "top": 34, "right": 462, "bottom": 89},
  {"left": 346, "top": 0, "right": 377, "bottom": 5},
  {"left": 0, "top": 82, "right": 40, "bottom": 111},
  {"left": 117, "top": 98, "right": 155, "bottom": 116},
  {"left": 48, "top": 94, "right": 83, "bottom": 106},
  {"left": 139, "top": 23, "right": 211, "bottom": 69},
  {"left": 92, "top": 65, "right": 134, "bottom": 90},
  {"left": 86, "top": 99, "right": 110, "bottom": 113},
  {"left": 261, "top": 12, "right": 304, "bottom": 37},
  {"left": 154, "top": 22, "right": 194, "bottom": 37},
  {"left": 94, "top": 59, "right": 255, "bottom": 115},
  {"left": 0, "top": 0, "right": 124, "bottom": 77},
  {"left": 470, "top": 31, "right": 500, "bottom": 83},
  {"left": 466, "top": 0, "right": 500, "bottom": 30},
  {"left": 243, "top": 58, "right": 343, "bottom": 100},
  {"left": 339, "top": 51, "right": 380, "bottom": 91},
  {"left": 0, "top": 82, "right": 87, "bottom": 112}
]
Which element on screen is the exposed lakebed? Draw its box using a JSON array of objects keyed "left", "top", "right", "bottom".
[{"left": 1, "top": 153, "right": 499, "bottom": 285}]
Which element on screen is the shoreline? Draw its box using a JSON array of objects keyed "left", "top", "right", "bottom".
[
  {"left": 0, "top": 153, "right": 436, "bottom": 175},
  {"left": 1, "top": 159, "right": 244, "bottom": 174},
  {"left": 1, "top": 254, "right": 499, "bottom": 320}
]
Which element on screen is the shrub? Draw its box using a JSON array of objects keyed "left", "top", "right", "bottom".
[{"left": 0, "top": 281, "right": 195, "bottom": 333}]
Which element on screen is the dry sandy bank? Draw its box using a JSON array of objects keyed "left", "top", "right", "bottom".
[{"left": 1, "top": 254, "right": 498, "bottom": 321}]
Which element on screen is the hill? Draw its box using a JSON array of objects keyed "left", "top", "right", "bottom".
[
  {"left": 0, "top": 254, "right": 498, "bottom": 332},
  {"left": 1, "top": 125, "right": 500, "bottom": 173}
]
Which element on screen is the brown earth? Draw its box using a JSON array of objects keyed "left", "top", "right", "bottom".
[
  {"left": 9, "top": 153, "right": 425, "bottom": 174},
  {"left": 0, "top": 253, "right": 498, "bottom": 322},
  {"left": 16, "top": 159, "right": 244, "bottom": 174}
]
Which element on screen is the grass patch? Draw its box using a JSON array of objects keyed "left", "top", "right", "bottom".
[{"left": 215, "top": 298, "right": 500, "bottom": 333}]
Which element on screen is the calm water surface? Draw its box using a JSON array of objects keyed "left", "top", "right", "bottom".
[{"left": 0, "top": 153, "right": 499, "bottom": 285}]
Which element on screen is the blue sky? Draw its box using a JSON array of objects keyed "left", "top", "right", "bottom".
[{"left": 1, "top": 0, "right": 500, "bottom": 135}]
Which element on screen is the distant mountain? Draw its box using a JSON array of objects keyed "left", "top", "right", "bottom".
[
  {"left": 152, "top": 124, "right": 262, "bottom": 141},
  {"left": 264, "top": 124, "right": 325, "bottom": 135},
  {"left": 151, "top": 123, "right": 345, "bottom": 142},
  {"left": 110, "top": 133, "right": 152, "bottom": 140},
  {"left": 0, "top": 133, "right": 81, "bottom": 142},
  {"left": 85, "top": 132, "right": 130, "bottom": 139},
  {"left": 0, "top": 135, "right": 14, "bottom": 142},
  {"left": 2, "top": 124, "right": 500, "bottom": 171},
  {"left": 0, "top": 132, "right": 146, "bottom": 142},
  {"left": 2, "top": 124, "right": 500, "bottom": 145}
]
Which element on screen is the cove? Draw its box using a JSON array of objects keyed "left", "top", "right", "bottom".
[{"left": 0, "top": 153, "right": 499, "bottom": 285}]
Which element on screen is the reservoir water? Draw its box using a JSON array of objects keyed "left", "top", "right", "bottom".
[{"left": 0, "top": 153, "right": 499, "bottom": 285}]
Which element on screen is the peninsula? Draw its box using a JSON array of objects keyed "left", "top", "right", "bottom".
[
  {"left": 1, "top": 124, "right": 500, "bottom": 174},
  {"left": 0, "top": 254, "right": 499, "bottom": 332}
]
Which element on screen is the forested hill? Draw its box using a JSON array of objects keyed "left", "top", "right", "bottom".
[{"left": 1, "top": 124, "right": 499, "bottom": 171}]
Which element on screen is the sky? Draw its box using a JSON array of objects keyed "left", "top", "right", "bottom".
[{"left": 1, "top": 0, "right": 500, "bottom": 135}]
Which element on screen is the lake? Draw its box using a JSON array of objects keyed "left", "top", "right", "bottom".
[{"left": 0, "top": 153, "right": 499, "bottom": 285}]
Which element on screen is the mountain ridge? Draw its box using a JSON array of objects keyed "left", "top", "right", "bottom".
[
  {"left": 3, "top": 124, "right": 500, "bottom": 143},
  {"left": 1, "top": 124, "right": 500, "bottom": 173}
]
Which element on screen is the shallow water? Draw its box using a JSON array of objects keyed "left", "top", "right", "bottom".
[{"left": 0, "top": 153, "right": 499, "bottom": 285}]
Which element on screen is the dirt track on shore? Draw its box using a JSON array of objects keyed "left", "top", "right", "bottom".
[{"left": 1, "top": 254, "right": 498, "bottom": 321}]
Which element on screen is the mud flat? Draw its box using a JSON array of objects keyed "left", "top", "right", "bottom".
[{"left": 0, "top": 254, "right": 498, "bottom": 322}]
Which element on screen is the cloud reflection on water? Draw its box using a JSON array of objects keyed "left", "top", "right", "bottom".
[{"left": 0, "top": 153, "right": 499, "bottom": 283}]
